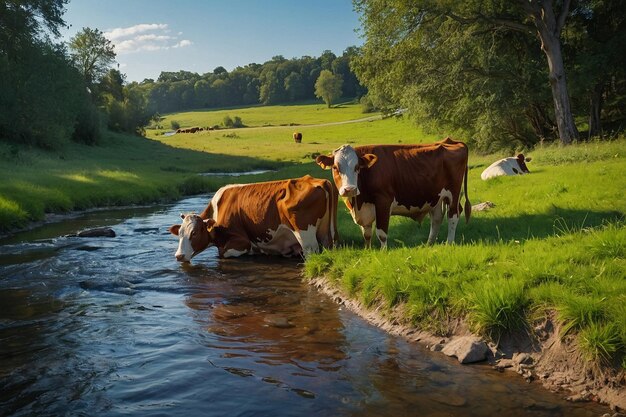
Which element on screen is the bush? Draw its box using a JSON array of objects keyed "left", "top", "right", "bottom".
[
  {"left": 171, "top": 120, "right": 180, "bottom": 130},
  {"left": 233, "top": 116, "right": 244, "bottom": 128},
  {"left": 72, "top": 100, "right": 102, "bottom": 145},
  {"left": 223, "top": 115, "right": 234, "bottom": 128}
]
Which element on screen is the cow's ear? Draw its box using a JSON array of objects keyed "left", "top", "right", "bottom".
[
  {"left": 204, "top": 218, "right": 216, "bottom": 231},
  {"left": 315, "top": 154, "right": 334, "bottom": 170},
  {"left": 169, "top": 224, "right": 181, "bottom": 236},
  {"left": 359, "top": 153, "right": 378, "bottom": 169},
  {"left": 525, "top": 156, "right": 532, "bottom": 162}
]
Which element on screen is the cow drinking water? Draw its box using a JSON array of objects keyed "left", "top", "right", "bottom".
[
  {"left": 169, "top": 175, "right": 338, "bottom": 261},
  {"left": 315, "top": 137, "right": 471, "bottom": 248}
]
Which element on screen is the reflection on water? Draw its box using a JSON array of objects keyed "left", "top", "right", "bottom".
[{"left": 0, "top": 195, "right": 608, "bottom": 416}]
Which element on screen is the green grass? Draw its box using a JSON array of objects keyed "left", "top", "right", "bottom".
[{"left": 152, "top": 100, "right": 374, "bottom": 131}]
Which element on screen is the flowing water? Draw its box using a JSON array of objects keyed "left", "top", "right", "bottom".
[{"left": 0, "top": 195, "right": 609, "bottom": 416}]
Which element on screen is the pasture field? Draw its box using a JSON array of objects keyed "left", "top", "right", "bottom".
[{"left": 152, "top": 101, "right": 375, "bottom": 131}]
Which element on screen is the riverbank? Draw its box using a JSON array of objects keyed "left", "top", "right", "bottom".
[{"left": 308, "top": 274, "right": 626, "bottom": 411}]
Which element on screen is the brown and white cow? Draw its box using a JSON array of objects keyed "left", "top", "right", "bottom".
[
  {"left": 169, "top": 175, "right": 337, "bottom": 261},
  {"left": 315, "top": 137, "right": 471, "bottom": 248},
  {"left": 480, "top": 154, "right": 532, "bottom": 180},
  {"left": 293, "top": 132, "right": 303, "bottom": 143}
]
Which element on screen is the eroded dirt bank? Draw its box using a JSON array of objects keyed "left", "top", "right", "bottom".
[{"left": 309, "top": 276, "right": 626, "bottom": 413}]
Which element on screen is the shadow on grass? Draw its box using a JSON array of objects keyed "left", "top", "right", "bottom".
[{"left": 335, "top": 207, "right": 624, "bottom": 248}]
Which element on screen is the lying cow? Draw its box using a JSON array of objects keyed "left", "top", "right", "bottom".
[
  {"left": 480, "top": 154, "right": 531, "bottom": 180},
  {"left": 293, "top": 132, "right": 303, "bottom": 143},
  {"left": 315, "top": 137, "right": 471, "bottom": 248},
  {"left": 169, "top": 175, "right": 337, "bottom": 261}
]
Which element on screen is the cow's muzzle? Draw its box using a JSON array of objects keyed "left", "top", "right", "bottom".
[{"left": 339, "top": 186, "right": 359, "bottom": 197}]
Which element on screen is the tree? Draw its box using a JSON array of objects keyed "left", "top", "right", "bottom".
[
  {"left": 353, "top": 0, "right": 580, "bottom": 145},
  {"left": 0, "top": 0, "right": 68, "bottom": 58},
  {"left": 315, "top": 70, "right": 343, "bottom": 108},
  {"left": 69, "top": 27, "right": 116, "bottom": 86}
]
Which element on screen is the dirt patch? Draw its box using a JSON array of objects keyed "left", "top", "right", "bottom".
[{"left": 309, "top": 276, "right": 626, "bottom": 413}]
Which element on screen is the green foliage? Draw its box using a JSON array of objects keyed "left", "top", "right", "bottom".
[
  {"left": 578, "top": 322, "right": 623, "bottom": 364},
  {"left": 69, "top": 27, "right": 116, "bottom": 86},
  {"left": 171, "top": 120, "right": 181, "bottom": 130},
  {"left": 315, "top": 70, "right": 343, "bottom": 108}
]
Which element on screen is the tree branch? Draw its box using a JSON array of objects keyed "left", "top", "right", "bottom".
[
  {"left": 446, "top": 12, "right": 534, "bottom": 35},
  {"left": 555, "top": 0, "right": 571, "bottom": 35}
]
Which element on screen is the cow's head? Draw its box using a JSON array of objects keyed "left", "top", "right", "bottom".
[
  {"left": 516, "top": 153, "right": 532, "bottom": 173},
  {"left": 315, "top": 145, "right": 377, "bottom": 197},
  {"left": 169, "top": 213, "right": 216, "bottom": 263}
]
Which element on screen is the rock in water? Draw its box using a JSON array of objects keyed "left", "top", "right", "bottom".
[
  {"left": 442, "top": 336, "right": 489, "bottom": 364},
  {"left": 70, "top": 227, "right": 116, "bottom": 238}
]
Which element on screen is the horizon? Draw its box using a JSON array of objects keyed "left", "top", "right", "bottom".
[{"left": 62, "top": 0, "right": 363, "bottom": 82}]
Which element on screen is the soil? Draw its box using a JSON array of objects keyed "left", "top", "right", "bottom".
[{"left": 309, "top": 276, "right": 626, "bottom": 413}]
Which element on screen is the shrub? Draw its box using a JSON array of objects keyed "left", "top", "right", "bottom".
[
  {"left": 223, "top": 115, "right": 234, "bottom": 128},
  {"left": 170, "top": 120, "right": 180, "bottom": 130},
  {"left": 233, "top": 116, "right": 244, "bottom": 128},
  {"left": 72, "top": 100, "right": 102, "bottom": 145}
]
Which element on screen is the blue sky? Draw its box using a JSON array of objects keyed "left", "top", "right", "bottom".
[{"left": 62, "top": 0, "right": 363, "bottom": 82}]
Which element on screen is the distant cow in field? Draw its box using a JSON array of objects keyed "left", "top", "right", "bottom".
[
  {"left": 315, "top": 137, "right": 470, "bottom": 248},
  {"left": 480, "top": 154, "right": 532, "bottom": 180},
  {"left": 293, "top": 132, "right": 302, "bottom": 143},
  {"left": 169, "top": 175, "right": 338, "bottom": 261}
]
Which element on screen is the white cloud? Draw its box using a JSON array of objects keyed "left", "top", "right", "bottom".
[
  {"left": 104, "top": 23, "right": 192, "bottom": 54},
  {"left": 173, "top": 40, "right": 193, "bottom": 48}
]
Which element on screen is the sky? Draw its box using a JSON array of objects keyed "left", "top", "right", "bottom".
[{"left": 61, "top": 0, "right": 363, "bottom": 82}]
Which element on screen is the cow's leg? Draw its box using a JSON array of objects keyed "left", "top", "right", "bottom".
[
  {"left": 361, "top": 225, "right": 373, "bottom": 249},
  {"left": 428, "top": 201, "right": 444, "bottom": 245},
  {"left": 446, "top": 191, "right": 462, "bottom": 244},
  {"left": 375, "top": 202, "right": 391, "bottom": 250}
]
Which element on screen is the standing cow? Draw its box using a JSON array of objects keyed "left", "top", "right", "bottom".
[
  {"left": 315, "top": 137, "right": 471, "bottom": 248},
  {"left": 480, "top": 154, "right": 532, "bottom": 180},
  {"left": 169, "top": 175, "right": 337, "bottom": 261},
  {"left": 293, "top": 132, "right": 303, "bottom": 143}
]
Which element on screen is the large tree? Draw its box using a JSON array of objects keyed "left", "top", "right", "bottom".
[
  {"left": 353, "top": 0, "right": 580, "bottom": 145},
  {"left": 69, "top": 27, "right": 116, "bottom": 87}
]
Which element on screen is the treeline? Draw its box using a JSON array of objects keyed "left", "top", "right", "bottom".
[
  {"left": 131, "top": 48, "right": 365, "bottom": 115},
  {"left": 0, "top": 1, "right": 152, "bottom": 150}
]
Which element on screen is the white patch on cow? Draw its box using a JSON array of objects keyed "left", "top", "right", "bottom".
[
  {"left": 333, "top": 145, "right": 360, "bottom": 196},
  {"left": 376, "top": 228, "right": 388, "bottom": 250},
  {"left": 389, "top": 198, "right": 431, "bottom": 220},
  {"left": 349, "top": 201, "right": 376, "bottom": 227},
  {"left": 447, "top": 214, "right": 459, "bottom": 244},
  {"left": 223, "top": 248, "right": 250, "bottom": 258},
  {"left": 254, "top": 224, "right": 301, "bottom": 256},
  {"left": 175, "top": 215, "right": 199, "bottom": 261},
  {"left": 210, "top": 184, "right": 244, "bottom": 221},
  {"left": 292, "top": 224, "right": 319, "bottom": 256},
  {"left": 481, "top": 157, "right": 525, "bottom": 180}
]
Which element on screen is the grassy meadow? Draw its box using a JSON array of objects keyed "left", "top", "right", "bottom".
[{"left": 2, "top": 101, "right": 625, "bottom": 366}]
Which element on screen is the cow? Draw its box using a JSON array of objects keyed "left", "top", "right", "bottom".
[
  {"left": 293, "top": 132, "right": 303, "bottom": 143},
  {"left": 169, "top": 175, "right": 338, "bottom": 261},
  {"left": 480, "top": 154, "right": 532, "bottom": 180},
  {"left": 315, "top": 137, "right": 471, "bottom": 248}
]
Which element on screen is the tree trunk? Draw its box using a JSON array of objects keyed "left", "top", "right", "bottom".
[
  {"left": 524, "top": 0, "right": 579, "bottom": 145},
  {"left": 588, "top": 82, "right": 604, "bottom": 139}
]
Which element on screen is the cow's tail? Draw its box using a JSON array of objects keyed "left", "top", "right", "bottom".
[{"left": 464, "top": 163, "right": 471, "bottom": 223}]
